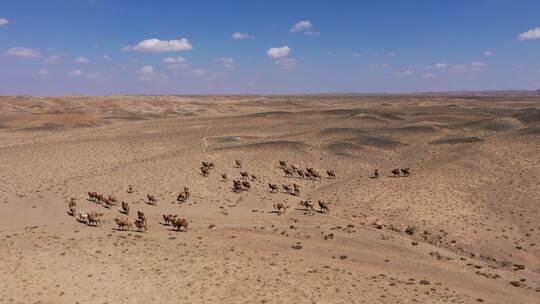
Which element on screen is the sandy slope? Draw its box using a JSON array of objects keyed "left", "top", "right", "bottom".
[{"left": 0, "top": 94, "right": 539, "bottom": 303}]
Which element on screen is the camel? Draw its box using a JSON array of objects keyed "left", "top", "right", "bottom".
[
  {"left": 87, "top": 212, "right": 103, "bottom": 226},
  {"left": 134, "top": 218, "right": 147, "bottom": 232},
  {"left": 115, "top": 217, "right": 132, "bottom": 231},
  {"left": 250, "top": 174, "right": 257, "bottom": 181},
  {"left": 201, "top": 166, "right": 210, "bottom": 177},
  {"left": 177, "top": 187, "right": 190, "bottom": 202},
  {"left": 95, "top": 194, "right": 105, "bottom": 203},
  {"left": 327, "top": 169, "right": 336, "bottom": 179},
  {"left": 221, "top": 173, "right": 228, "bottom": 181},
  {"left": 202, "top": 161, "right": 215, "bottom": 169},
  {"left": 242, "top": 180, "right": 251, "bottom": 191},
  {"left": 232, "top": 180, "right": 243, "bottom": 192},
  {"left": 279, "top": 160, "right": 287, "bottom": 168},
  {"left": 392, "top": 169, "right": 400, "bottom": 177},
  {"left": 292, "top": 183, "right": 300, "bottom": 196},
  {"left": 401, "top": 168, "right": 410, "bottom": 177},
  {"left": 374, "top": 169, "right": 379, "bottom": 178},
  {"left": 172, "top": 218, "right": 189, "bottom": 232},
  {"left": 235, "top": 160, "right": 242, "bottom": 168},
  {"left": 162, "top": 214, "right": 178, "bottom": 225},
  {"left": 299, "top": 200, "right": 314, "bottom": 211},
  {"left": 137, "top": 211, "right": 146, "bottom": 224},
  {"left": 240, "top": 171, "right": 249, "bottom": 179},
  {"left": 127, "top": 184, "right": 133, "bottom": 194},
  {"left": 273, "top": 202, "right": 287, "bottom": 214},
  {"left": 104, "top": 196, "right": 118, "bottom": 208},
  {"left": 268, "top": 183, "right": 279, "bottom": 193},
  {"left": 318, "top": 201, "right": 329, "bottom": 214},
  {"left": 283, "top": 167, "right": 294, "bottom": 177},
  {"left": 306, "top": 167, "right": 322, "bottom": 180},
  {"left": 147, "top": 194, "right": 157, "bottom": 205},
  {"left": 78, "top": 211, "right": 88, "bottom": 224},
  {"left": 87, "top": 192, "right": 98, "bottom": 201},
  {"left": 297, "top": 169, "right": 306, "bottom": 179},
  {"left": 121, "top": 201, "right": 129, "bottom": 215},
  {"left": 68, "top": 198, "right": 76, "bottom": 216},
  {"left": 282, "top": 184, "right": 293, "bottom": 194}
]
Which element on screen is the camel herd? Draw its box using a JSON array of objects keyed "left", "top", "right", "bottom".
[{"left": 68, "top": 159, "right": 411, "bottom": 233}]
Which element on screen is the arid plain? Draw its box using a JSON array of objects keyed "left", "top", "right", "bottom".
[{"left": 0, "top": 94, "right": 539, "bottom": 303}]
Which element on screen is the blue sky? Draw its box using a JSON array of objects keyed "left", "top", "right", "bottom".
[{"left": 1, "top": 0, "right": 540, "bottom": 95}]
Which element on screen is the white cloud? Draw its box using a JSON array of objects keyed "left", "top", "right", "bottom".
[
  {"left": 275, "top": 57, "right": 297, "bottom": 70},
  {"left": 74, "top": 56, "right": 90, "bottom": 64},
  {"left": 352, "top": 53, "right": 363, "bottom": 58},
  {"left": 232, "top": 32, "right": 255, "bottom": 40},
  {"left": 162, "top": 56, "right": 186, "bottom": 63},
  {"left": 304, "top": 30, "right": 320, "bottom": 36},
  {"left": 136, "top": 65, "right": 157, "bottom": 80},
  {"left": 68, "top": 69, "right": 83, "bottom": 77},
  {"left": 470, "top": 61, "right": 486, "bottom": 72},
  {"left": 434, "top": 62, "right": 447, "bottom": 69},
  {"left": 387, "top": 52, "right": 396, "bottom": 57},
  {"left": 290, "top": 20, "right": 312, "bottom": 33},
  {"left": 85, "top": 73, "right": 101, "bottom": 79},
  {"left": 267, "top": 46, "right": 291, "bottom": 59},
  {"left": 6, "top": 47, "right": 40, "bottom": 58},
  {"left": 126, "top": 38, "right": 192, "bottom": 52},
  {"left": 103, "top": 54, "right": 111, "bottom": 61},
  {"left": 0, "top": 18, "right": 8, "bottom": 26},
  {"left": 44, "top": 54, "right": 63, "bottom": 64},
  {"left": 424, "top": 73, "right": 435, "bottom": 78},
  {"left": 191, "top": 69, "right": 208, "bottom": 77},
  {"left": 484, "top": 50, "right": 492, "bottom": 56},
  {"left": 218, "top": 57, "right": 235, "bottom": 69},
  {"left": 518, "top": 27, "right": 540, "bottom": 40},
  {"left": 37, "top": 69, "right": 49, "bottom": 76},
  {"left": 448, "top": 64, "right": 468, "bottom": 73},
  {"left": 471, "top": 61, "right": 486, "bottom": 67},
  {"left": 392, "top": 70, "right": 413, "bottom": 77}
]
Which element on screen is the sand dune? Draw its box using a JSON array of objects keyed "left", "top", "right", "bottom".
[{"left": 0, "top": 93, "right": 539, "bottom": 303}]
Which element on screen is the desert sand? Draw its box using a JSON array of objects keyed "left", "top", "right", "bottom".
[{"left": 0, "top": 93, "right": 539, "bottom": 303}]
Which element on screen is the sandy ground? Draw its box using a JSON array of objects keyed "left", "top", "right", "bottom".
[{"left": 0, "top": 94, "right": 539, "bottom": 303}]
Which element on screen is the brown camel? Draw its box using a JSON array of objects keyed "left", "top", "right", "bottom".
[
  {"left": 292, "top": 183, "right": 300, "bottom": 196},
  {"left": 201, "top": 166, "right": 210, "bottom": 177},
  {"left": 115, "top": 217, "right": 132, "bottom": 231},
  {"left": 147, "top": 194, "right": 157, "bottom": 205},
  {"left": 162, "top": 214, "right": 178, "bottom": 225},
  {"left": 134, "top": 218, "right": 147, "bottom": 232},
  {"left": 268, "top": 183, "right": 279, "bottom": 193},
  {"left": 172, "top": 218, "right": 189, "bottom": 231},
  {"left": 318, "top": 201, "right": 329, "bottom": 214},
  {"left": 87, "top": 212, "right": 103, "bottom": 226},
  {"left": 273, "top": 202, "right": 287, "bottom": 214},
  {"left": 137, "top": 211, "right": 146, "bottom": 224},
  {"left": 299, "top": 200, "right": 314, "bottom": 211},
  {"left": 392, "top": 169, "right": 400, "bottom": 177},
  {"left": 327, "top": 169, "right": 336, "bottom": 179},
  {"left": 282, "top": 184, "right": 293, "bottom": 194},
  {"left": 401, "top": 168, "right": 410, "bottom": 177},
  {"left": 68, "top": 198, "right": 77, "bottom": 216},
  {"left": 121, "top": 201, "right": 130, "bottom": 215},
  {"left": 235, "top": 160, "right": 242, "bottom": 168}
]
